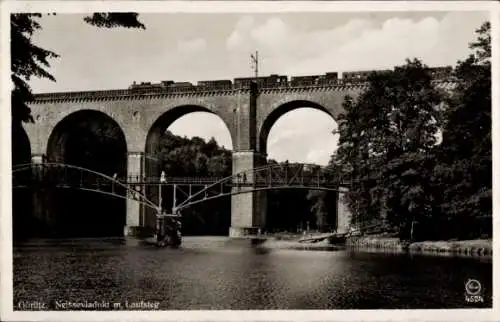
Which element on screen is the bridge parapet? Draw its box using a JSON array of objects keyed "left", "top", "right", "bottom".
[
  {"left": 31, "top": 88, "right": 242, "bottom": 104},
  {"left": 30, "top": 74, "right": 457, "bottom": 103}
]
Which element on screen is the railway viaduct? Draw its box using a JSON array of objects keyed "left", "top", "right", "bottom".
[{"left": 21, "top": 72, "right": 456, "bottom": 237}]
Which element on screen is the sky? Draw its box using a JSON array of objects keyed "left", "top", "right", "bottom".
[{"left": 28, "top": 11, "right": 488, "bottom": 165}]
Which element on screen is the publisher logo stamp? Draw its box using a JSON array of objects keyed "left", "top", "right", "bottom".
[{"left": 465, "top": 279, "right": 483, "bottom": 303}]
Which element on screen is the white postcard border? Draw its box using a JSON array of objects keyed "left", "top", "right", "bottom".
[{"left": 1, "top": 1, "right": 498, "bottom": 321}]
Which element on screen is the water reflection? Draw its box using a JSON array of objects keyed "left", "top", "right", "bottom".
[{"left": 13, "top": 236, "right": 492, "bottom": 310}]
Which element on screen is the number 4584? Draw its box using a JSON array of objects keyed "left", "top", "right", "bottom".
[{"left": 465, "top": 295, "right": 484, "bottom": 303}]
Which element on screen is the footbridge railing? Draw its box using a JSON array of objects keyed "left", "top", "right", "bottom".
[
  {"left": 11, "top": 161, "right": 351, "bottom": 217},
  {"left": 12, "top": 162, "right": 160, "bottom": 212},
  {"left": 172, "top": 162, "right": 349, "bottom": 213}
]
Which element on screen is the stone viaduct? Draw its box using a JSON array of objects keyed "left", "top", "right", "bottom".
[{"left": 21, "top": 73, "right": 456, "bottom": 237}]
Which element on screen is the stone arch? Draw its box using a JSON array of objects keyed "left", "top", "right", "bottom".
[
  {"left": 145, "top": 105, "right": 234, "bottom": 173},
  {"left": 258, "top": 100, "right": 336, "bottom": 156},
  {"left": 45, "top": 109, "right": 128, "bottom": 237},
  {"left": 26, "top": 103, "right": 136, "bottom": 158},
  {"left": 143, "top": 105, "right": 234, "bottom": 229},
  {"left": 257, "top": 99, "right": 343, "bottom": 234},
  {"left": 46, "top": 110, "right": 127, "bottom": 173}
]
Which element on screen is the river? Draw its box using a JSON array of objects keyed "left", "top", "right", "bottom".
[{"left": 13, "top": 236, "right": 492, "bottom": 310}]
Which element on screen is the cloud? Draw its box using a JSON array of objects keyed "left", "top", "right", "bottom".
[
  {"left": 178, "top": 38, "right": 207, "bottom": 53},
  {"left": 226, "top": 16, "right": 255, "bottom": 50},
  {"left": 296, "top": 16, "right": 442, "bottom": 73},
  {"left": 225, "top": 12, "right": 484, "bottom": 76},
  {"left": 218, "top": 12, "right": 486, "bottom": 163},
  {"left": 250, "top": 17, "right": 290, "bottom": 51}
]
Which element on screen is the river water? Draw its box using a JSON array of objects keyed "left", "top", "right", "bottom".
[{"left": 13, "top": 236, "right": 492, "bottom": 310}]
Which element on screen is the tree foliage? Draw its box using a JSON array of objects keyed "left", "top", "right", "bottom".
[
  {"left": 435, "top": 22, "right": 491, "bottom": 232},
  {"left": 83, "top": 13, "right": 145, "bottom": 29},
  {"left": 11, "top": 13, "right": 58, "bottom": 123},
  {"left": 318, "top": 21, "right": 492, "bottom": 241},
  {"left": 333, "top": 59, "right": 443, "bottom": 238},
  {"left": 159, "top": 131, "right": 232, "bottom": 178}
]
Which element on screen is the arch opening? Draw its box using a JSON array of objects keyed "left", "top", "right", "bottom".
[
  {"left": 260, "top": 101, "right": 340, "bottom": 234},
  {"left": 144, "top": 107, "right": 233, "bottom": 235},
  {"left": 259, "top": 100, "right": 335, "bottom": 158},
  {"left": 45, "top": 110, "right": 128, "bottom": 238}
]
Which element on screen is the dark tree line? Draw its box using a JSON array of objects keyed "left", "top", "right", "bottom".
[{"left": 313, "top": 22, "right": 492, "bottom": 241}]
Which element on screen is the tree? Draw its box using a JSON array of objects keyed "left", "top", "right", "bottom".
[
  {"left": 305, "top": 154, "right": 344, "bottom": 232},
  {"left": 334, "top": 60, "right": 444, "bottom": 239},
  {"left": 11, "top": 13, "right": 145, "bottom": 125},
  {"left": 468, "top": 22, "right": 490, "bottom": 65},
  {"left": 327, "top": 21, "right": 491, "bottom": 241},
  {"left": 435, "top": 22, "right": 491, "bottom": 238},
  {"left": 11, "top": 13, "right": 57, "bottom": 124},
  {"left": 11, "top": 13, "right": 145, "bottom": 239},
  {"left": 334, "top": 95, "right": 377, "bottom": 228}
]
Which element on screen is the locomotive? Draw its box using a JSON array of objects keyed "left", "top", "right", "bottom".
[{"left": 128, "top": 81, "right": 166, "bottom": 94}]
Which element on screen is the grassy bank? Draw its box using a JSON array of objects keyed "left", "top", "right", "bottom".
[
  {"left": 346, "top": 235, "right": 492, "bottom": 258},
  {"left": 409, "top": 239, "right": 493, "bottom": 256}
]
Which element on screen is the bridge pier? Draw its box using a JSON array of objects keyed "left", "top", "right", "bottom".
[
  {"left": 124, "top": 151, "right": 144, "bottom": 237},
  {"left": 336, "top": 187, "right": 351, "bottom": 234},
  {"left": 29, "top": 154, "right": 58, "bottom": 236},
  {"left": 230, "top": 151, "right": 267, "bottom": 237},
  {"left": 31, "top": 155, "right": 46, "bottom": 234}
]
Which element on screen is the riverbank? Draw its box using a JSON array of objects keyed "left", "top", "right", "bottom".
[{"left": 346, "top": 236, "right": 492, "bottom": 258}]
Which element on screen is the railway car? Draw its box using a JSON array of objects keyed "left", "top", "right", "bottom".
[
  {"left": 197, "top": 80, "right": 233, "bottom": 91},
  {"left": 323, "top": 72, "right": 339, "bottom": 83},
  {"left": 342, "top": 71, "right": 371, "bottom": 82},
  {"left": 168, "top": 82, "right": 195, "bottom": 93},
  {"left": 342, "top": 69, "right": 390, "bottom": 83},
  {"left": 427, "top": 66, "right": 453, "bottom": 80},
  {"left": 234, "top": 74, "right": 287, "bottom": 89},
  {"left": 161, "top": 80, "right": 175, "bottom": 87},
  {"left": 233, "top": 77, "right": 255, "bottom": 89},
  {"left": 290, "top": 75, "right": 319, "bottom": 87},
  {"left": 263, "top": 74, "right": 288, "bottom": 88},
  {"left": 315, "top": 72, "right": 340, "bottom": 86},
  {"left": 325, "top": 72, "right": 339, "bottom": 79}
]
